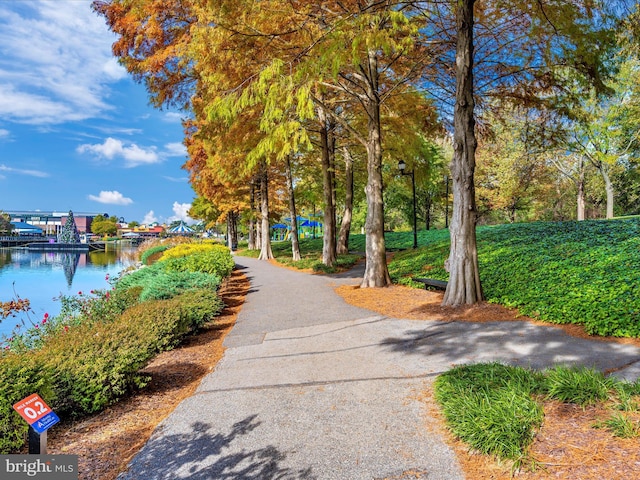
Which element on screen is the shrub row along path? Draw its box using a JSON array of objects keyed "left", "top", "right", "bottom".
[{"left": 120, "top": 256, "right": 640, "bottom": 480}]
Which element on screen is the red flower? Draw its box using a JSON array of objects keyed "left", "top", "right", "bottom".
[
  {"left": 105, "top": 292, "right": 110, "bottom": 299},
  {"left": 64, "top": 326, "right": 69, "bottom": 332},
  {"left": 42, "top": 318, "right": 47, "bottom": 325},
  {"left": 44, "top": 312, "right": 49, "bottom": 319},
  {"left": 78, "top": 291, "right": 83, "bottom": 295}
]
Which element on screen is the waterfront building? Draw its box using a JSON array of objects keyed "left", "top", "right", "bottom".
[{"left": 5, "top": 210, "right": 108, "bottom": 236}]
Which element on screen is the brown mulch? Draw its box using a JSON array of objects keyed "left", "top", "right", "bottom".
[{"left": 41, "top": 269, "right": 640, "bottom": 480}]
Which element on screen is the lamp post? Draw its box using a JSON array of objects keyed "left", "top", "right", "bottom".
[
  {"left": 398, "top": 160, "right": 418, "bottom": 249},
  {"left": 444, "top": 174, "right": 450, "bottom": 229}
]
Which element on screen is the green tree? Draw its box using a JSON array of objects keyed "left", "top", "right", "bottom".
[
  {"left": 91, "top": 215, "right": 118, "bottom": 236},
  {"left": 0, "top": 212, "right": 13, "bottom": 235}
]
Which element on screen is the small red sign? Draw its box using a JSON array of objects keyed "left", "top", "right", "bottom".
[{"left": 13, "top": 393, "right": 53, "bottom": 425}]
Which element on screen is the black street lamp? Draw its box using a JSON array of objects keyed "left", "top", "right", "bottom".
[
  {"left": 444, "top": 174, "right": 451, "bottom": 229},
  {"left": 398, "top": 160, "right": 418, "bottom": 249}
]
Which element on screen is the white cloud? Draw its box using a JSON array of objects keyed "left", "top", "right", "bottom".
[
  {"left": 143, "top": 210, "right": 157, "bottom": 225},
  {"left": 0, "top": 164, "right": 49, "bottom": 177},
  {"left": 88, "top": 190, "right": 133, "bottom": 205},
  {"left": 0, "top": 1, "right": 126, "bottom": 124},
  {"left": 0, "top": 129, "right": 9, "bottom": 138},
  {"left": 163, "top": 112, "right": 183, "bottom": 123},
  {"left": 77, "top": 137, "right": 160, "bottom": 167},
  {"left": 167, "top": 202, "right": 194, "bottom": 223},
  {"left": 164, "top": 142, "right": 187, "bottom": 157},
  {"left": 163, "top": 176, "right": 188, "bottom": 183}
]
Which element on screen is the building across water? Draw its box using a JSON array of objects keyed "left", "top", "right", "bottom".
[{"left": 5, "top": 210, "right": 105, "bottom": 236}]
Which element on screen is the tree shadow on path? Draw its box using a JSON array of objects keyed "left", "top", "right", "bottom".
[
  {"left": 379, "top": 321, "right": 640, "bottom": 374},
  {"left": 121, "top": 415, "right": 316, "bottom": 480}
]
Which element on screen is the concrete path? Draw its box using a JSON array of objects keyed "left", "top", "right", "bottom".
[{"left": 120, "top": 257, "right": 640, "bottom": 480}]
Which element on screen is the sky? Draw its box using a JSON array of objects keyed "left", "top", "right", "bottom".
[{"left": 0, "top": 0, "right": 196, "bottom": 225}]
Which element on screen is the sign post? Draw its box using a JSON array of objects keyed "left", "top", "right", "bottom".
[{"left": 13, "top": 393, "right": 60, "bottom": 454}]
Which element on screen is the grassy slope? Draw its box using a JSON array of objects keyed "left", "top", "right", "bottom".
[{"left": 386, "top": 218, "right": 640, "bottom": 337}]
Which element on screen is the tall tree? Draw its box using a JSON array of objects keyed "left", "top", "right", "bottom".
[
  {"left": 418, "top": 0, "right": 619, "bottom": 305},
  {"left": 442, "top": 0, "right": 483, "bottom": 305}
]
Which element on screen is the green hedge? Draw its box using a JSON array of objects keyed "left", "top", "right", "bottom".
[
  {"left": 0, "top": 353, "right": 54, "bottom": 453},
  {"left": 0, "top": 287, "right": 224, "bottom": 452}
]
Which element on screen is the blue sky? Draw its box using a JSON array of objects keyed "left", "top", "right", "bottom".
[{"left": 0, "top": 0, "right": 196, "bottom": 224}]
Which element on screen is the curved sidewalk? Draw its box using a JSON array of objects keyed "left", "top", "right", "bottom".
[{"left": 120, "top": 256, "right": 640, "bottom": 480}]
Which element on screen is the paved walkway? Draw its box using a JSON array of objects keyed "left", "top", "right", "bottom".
[{"left": 120, "top": 257, "right": 640, "bottom": 480}]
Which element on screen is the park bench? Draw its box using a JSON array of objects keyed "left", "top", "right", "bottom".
[{"left": 413, "top": 277, "right": 448, "bottom": 290}]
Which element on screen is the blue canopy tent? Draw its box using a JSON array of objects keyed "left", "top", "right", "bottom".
[
  {"left": 10, "top": 221, "right": 43, "bottom": 236},
  {"left": 169, "top": 221, "right": 195, "bottom": 234}
]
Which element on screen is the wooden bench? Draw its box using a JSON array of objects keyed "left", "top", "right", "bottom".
[{"left": 413, "top": 277, "right": 448, "bottom": 290}]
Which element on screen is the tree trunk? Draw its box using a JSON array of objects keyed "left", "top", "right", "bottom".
[
  {"left": 228, "top": 210, "right": 238, "bottom": 251},
  {"left": 248, "top": 178, "right": 256, "bottom": 250},
  {"left": 600, "top": 163, "right": 614, "bottom": 219},
  {"left": 317, "top": 101, "right": 337, "bottom": 267},
  {"left": 361, "top": 48, "right": 391, "bottom": 288},
  {"left": 337, "top": 146, "right": 354, "bottom": 254},
  {"left": 285, "top": 154, "right": 301, "bottom": 261},
  {"left": 425, "top": 193, "right": 432, "bottom": 231},
  {"left": 577, "top": 165, "right": 586, "bottom": 221},
  {"left": 255, "top": 184, "right": 262, "bottom": 250},
  {"left": 258, "top": 161, "right": 274, "bottom": 260},
  {"left": 442, "top": 0, "right": 483, "bottom": 306}
]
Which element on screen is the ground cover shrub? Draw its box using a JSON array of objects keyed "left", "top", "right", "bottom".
[
  {"left": 542, "top": 366, "right": 614, "bottom": 405},
  {"left": 434, "top": 363, "right": 544, "bottom": 465},
  {"left": 137, "top": 271, "right": 221, "bottom": 301},
  {"left": 594, "top": 412, "right": 640, "bottom": 438},
  {"left": 37, "top": 312, "right": 157, "bottom": 414},
  {"left": 140, "top": 245, "right": 170, "bottom": 265},
  {"left": 385, "top": 218, "right": 640, "bottom": 338},
  {"left": 173, "top": 289, "right": 224, "bottom": 330},
  {"left": 477, "top": 219, "right": 640, "bottom": 337},
  {"left": 115, "top": 262, "right": 221, "bottom": 301},
  {"left": 435, "top": 362, "right": 640, "bottom": 469},
  {"left": 161, "top": 244, "right": 234, "bottom": 279}
]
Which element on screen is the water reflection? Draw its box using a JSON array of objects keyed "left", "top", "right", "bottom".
[
  {"left": 0, "top": 247, "right": 135, "bottom": 339},
  {"left": 61, "top": 253, "right": 80, "bottom": 286},
  {"left": 0, "top": 249, "right": 121, "bottom": 271}
]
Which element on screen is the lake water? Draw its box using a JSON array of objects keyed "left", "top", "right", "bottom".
[{"left": 0, "top": 247, "right": 137, "bottom": 340}]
